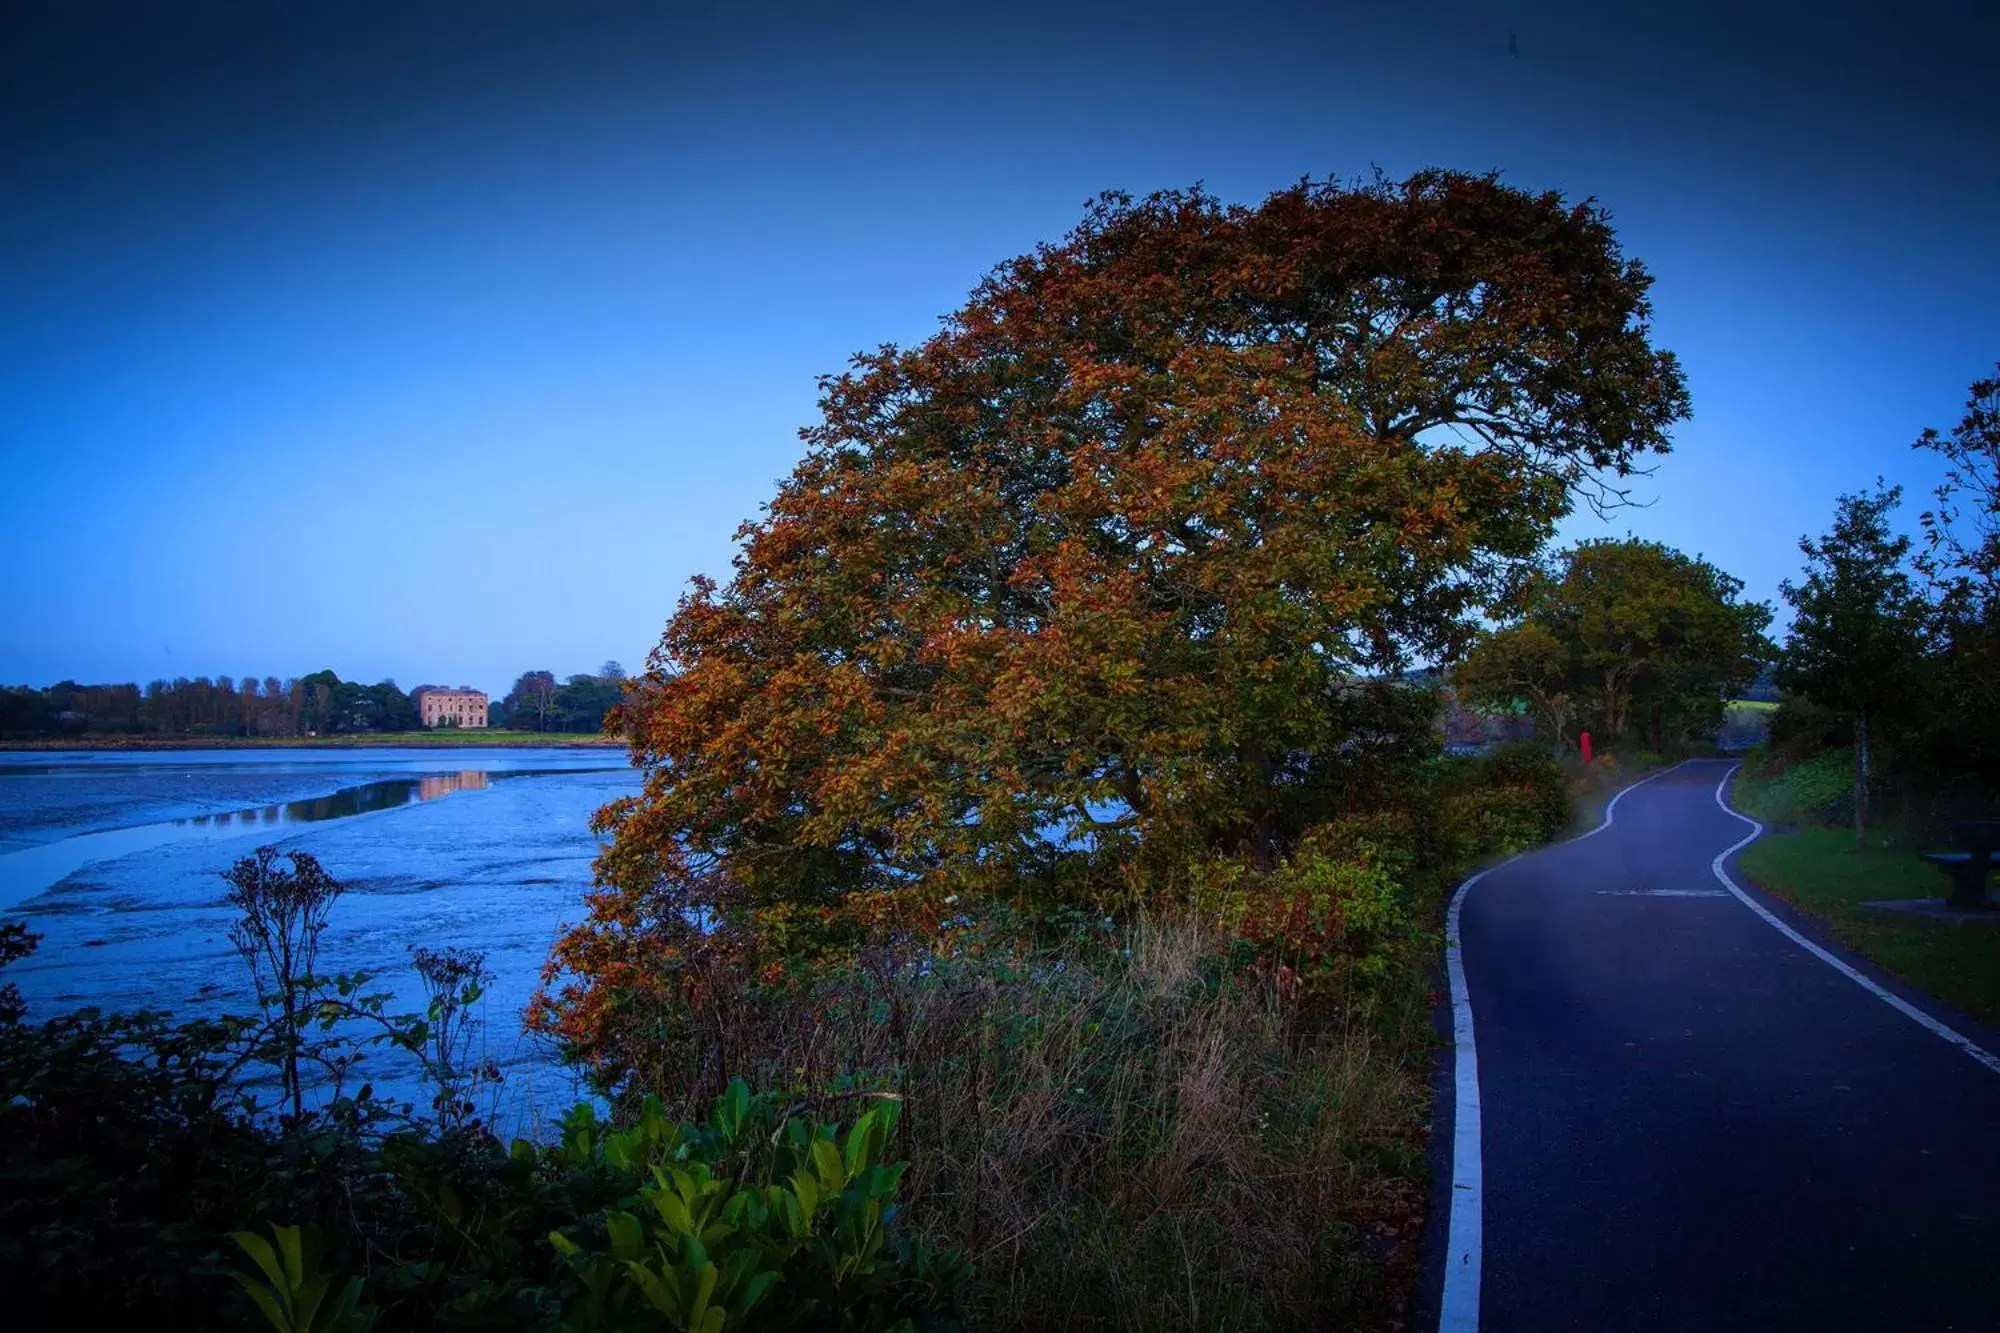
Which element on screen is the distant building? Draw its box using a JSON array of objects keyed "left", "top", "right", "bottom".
[{"left": 415, "top": 686, "right": 489, "bottom": 729}]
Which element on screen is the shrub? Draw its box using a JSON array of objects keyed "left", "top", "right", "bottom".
[
  {"left": 1765, "top": 696, "right": 1849, "bottom": 758},
  {"left": 544, "top": 1088, "right": 962, "bottom": 1332},
  {"left": 1734, "top": 746, "right": 1856, "bottom": 827},
  {"left": 1431, "top": 743, "right": 1573, "bottom": 866},
  {"left": 1192, "top": 842, "right": 1419, "bottom": 994}
]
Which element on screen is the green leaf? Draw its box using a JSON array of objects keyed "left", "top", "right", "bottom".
[
  {"left": 775, "top": 1187, "right": 808, "bottom": 1239},
  {"left": 790, "top": 1170, "right": 820, "bottom": 1218},
  {"left": 231, "top": 1229, "right": 286, "bottom": 1291},
  {"left": 329, "top": 1278, "right": 377, "bottom": 1333},
  {"left": 689, "top": 1260, "right": 719, "bottom": 1329},
  {"left": 289, "top": 1274, "right": 329, "bottom": 1333},
  {"left": 718, "top": 1078, "right": 749, "bottom": 1140},
  {"left": 277, "top": 1223, "right": 308, "bottom": 1293},
  {"left": 844, "top": 1111, "right": 881, "bottom": 1175},
  {"left": 232, "top": 1272, "right": 290, "bottom": 1333},
  {"left": 741, "top": 1269, "right": 779, "bottom": 1315},
  {"left": 606, "top": 1210, "right": 644, "bottom": 1261},
  {"left": 625, "top": 1260, "right": 676, "bottom": 1315},
  {"left": 650, "top": 1182, "right": 694, "bottom": 1234},
  {"left": 810, "top": 1138, "right": 845, "bottom": 1192}
]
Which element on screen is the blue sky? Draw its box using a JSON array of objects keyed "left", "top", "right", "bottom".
[{"left": 4, "top": 0, "right": 1995, "bottom": 693}]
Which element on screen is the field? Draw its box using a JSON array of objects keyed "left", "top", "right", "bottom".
[
  {"left": 1716, "top": 698, "right": 1778, "bottom": 750},
  {"left": 0, "top": 728, "right": 622, "bottom": 751},
  {"left": 1736, "top": 828, "right": 2000, "bottom": 1028}
]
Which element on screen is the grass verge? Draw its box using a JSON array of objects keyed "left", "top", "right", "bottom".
[{"left": 1735, "top": 828, "right": 2000, "bottom": 1028}]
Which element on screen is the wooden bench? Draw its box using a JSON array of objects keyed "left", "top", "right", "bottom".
[{"left": 1922, "top": 820, "right": 1998, "bottom": 911}]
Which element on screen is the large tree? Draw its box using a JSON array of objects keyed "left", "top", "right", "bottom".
[
  {"left": 1463, "top": 539, "right": 1772, "bottom": 749},
  {"left": 535, "top": 171, "right": 1691, "bottom": 1071},
  {"left": 554, "top": 671, "right": 625, "bottom": 734},
  {"left": 504, "top": 670, "right": 561, "bottom": 732},
  {"left": 1777, "top": 486, "right": 1929, "bottom": 848}
]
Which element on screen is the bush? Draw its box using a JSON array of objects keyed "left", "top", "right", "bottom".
[
  {"left": 1431, "top": 743, "right": 1573, "bottom": 865},
  {"left": 1192, "top": 841, "right": 1419, "bottom": 994},
  {"left": 1765, "top": 697, "right": 1849, "bottom": 758},
  {"left": 443, "top": 1085, "right": 964, "bottom": 1332},
  {"left": 1734, "top": 746, "right": 1856, "bottom": 827}
]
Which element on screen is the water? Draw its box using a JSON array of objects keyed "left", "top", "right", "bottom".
[{"left": 0, "top": 748, "right": 643, "bottom": 1128}]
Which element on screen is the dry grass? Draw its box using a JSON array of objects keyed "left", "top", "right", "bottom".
[{"left": 632, "top": 916, "right": 1433, "bottom": 1331}]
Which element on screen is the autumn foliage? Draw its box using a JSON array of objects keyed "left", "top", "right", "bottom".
[{"left": 532, "top": 171, "right": 1689, "bottom": 1079}]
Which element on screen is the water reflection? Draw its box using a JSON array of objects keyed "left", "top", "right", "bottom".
[{"left": 173, "top": 771, "right": 491, "bottom": 830}]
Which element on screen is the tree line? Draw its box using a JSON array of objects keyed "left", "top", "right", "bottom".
[{"left": 0, "top": 662, "right": 632, "bottom": 738}]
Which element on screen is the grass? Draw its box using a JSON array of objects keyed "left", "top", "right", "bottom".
[
  {"left": 0, "top": 728, "right": 622, "bottom": 750},
  {"left": 1735, "top": 828, "right": 2000, "bottom": 1028},
  {"left": 628, "top": 916, "right": 1433, "bottom": 1330},
  {"left": 1718, "top": 699, "right": 1777, "bottom": 750}
]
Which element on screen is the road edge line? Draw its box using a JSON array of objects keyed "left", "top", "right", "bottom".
[
  {"left": 1436, "top": 761, "right": 1684, "bottom": 1332},
  {"left": 1708, "top": 765, "right": 2000, "bottom": 1077}
]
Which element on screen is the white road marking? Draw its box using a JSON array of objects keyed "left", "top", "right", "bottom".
[
  {"left": 1709, "top": 766, "right": 2000, "bottom": 1077},
  {"left": 1438, "top": 762, "right": 1686, "bottom": 1333}
]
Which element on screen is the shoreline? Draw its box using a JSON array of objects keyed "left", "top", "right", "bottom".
[{"left": 0, "top": 731, "right": 626, "bottom": 752}]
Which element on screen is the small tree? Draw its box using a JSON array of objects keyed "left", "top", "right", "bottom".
[
  {"left": 409, "top": 945, "right": 496, "bottom": 1130},
  {"left": 223, "top": 848, "right": 345, "bottom": 1122},
  {"left": 1777, "top": 485, "right": 1929, "bottom": 849}
]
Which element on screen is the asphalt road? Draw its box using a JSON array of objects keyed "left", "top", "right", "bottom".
[{"left": 1446, "top": 760, "right": 2000, "bottom": 1332}]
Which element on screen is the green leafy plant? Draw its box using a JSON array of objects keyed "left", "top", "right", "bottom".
[
  {"left": 542, "top": 1082, "right": 964, "bottom": 1332},
  {"left": 231, "top": 1223, "right": 378, "bottom": 1333}
]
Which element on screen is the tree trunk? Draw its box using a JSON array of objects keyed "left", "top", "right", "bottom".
[{"left": 1854, "top": 713, "right": 1869, "bottom": 852}]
